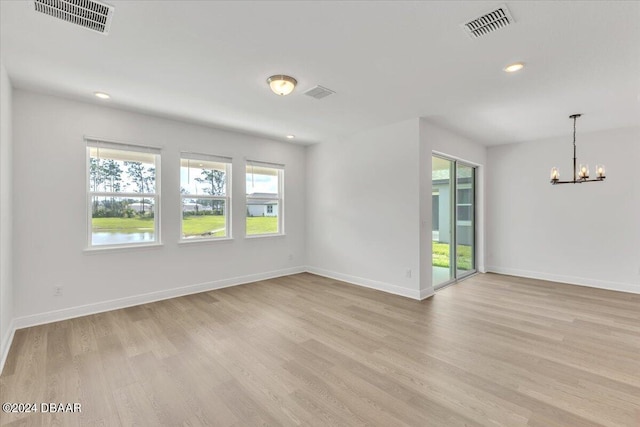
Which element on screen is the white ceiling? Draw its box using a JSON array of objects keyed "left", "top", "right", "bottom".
[{"left": 1, "top": 1, "right": 638, "bottom": 146}]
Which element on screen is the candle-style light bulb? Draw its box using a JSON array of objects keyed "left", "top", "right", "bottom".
[
  {"left": 578, "top": 164, "right": 589, "bottom": 179},
  {"left": 550, "top": 167, "right": 559, "bottom": 181},
  {"left": 596, "top": 164, "right": 605, "bottom": 179}
]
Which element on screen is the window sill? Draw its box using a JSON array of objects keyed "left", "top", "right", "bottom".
[
  {"left": 178, "top": 237, "right": 233, "bottom": 245},
  {"left": 84, "top": 243, "right": 164, "bottom": 254},
  {"left": 245, "top": 233, "right": 286, "bottom": 239}
]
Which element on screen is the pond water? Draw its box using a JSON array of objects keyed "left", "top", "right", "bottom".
[{"left": 92, "top": 231, "right": 155, "bottom": 246}]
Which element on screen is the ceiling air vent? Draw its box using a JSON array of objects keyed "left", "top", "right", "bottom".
[
  {"left": 304, "top": 85, "right": 335, "bottom": 100},
  {"left": 34, "top": 0, "right": 114, "bottom": 35},
  {"left": 462, "top": 4, "right": 514, "bottom": 39}
]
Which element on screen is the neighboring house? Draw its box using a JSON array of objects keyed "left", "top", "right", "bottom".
[
  {"left": 182, "top": 203, "right": 213, "bottom": 213},
  {"left": 247, "top": 192, "right": 278, "bottom": 217}
]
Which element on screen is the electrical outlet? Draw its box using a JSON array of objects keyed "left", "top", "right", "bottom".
[
  {"left": 53, "top": 286, "right": 63, "bottom": 297},
  {"left": 406, "top": 269, "right": 412, "bottom": 278}
]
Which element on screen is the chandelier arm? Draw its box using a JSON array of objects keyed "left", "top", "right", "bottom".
[{"left": 551, "top": 177, "right": 605, "bottom": 185}]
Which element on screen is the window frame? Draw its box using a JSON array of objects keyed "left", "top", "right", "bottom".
[
  {"left": 179, "top": 152, "right": 232, "bottom": 243},
  {"left": 245, "top": 160, "right": 284, "bottom": 237},
  {"left": 85, "top": 138, "right": 162, "bottom": 250}
]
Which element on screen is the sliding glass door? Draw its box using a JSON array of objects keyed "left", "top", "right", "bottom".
[
  {"left": 432, "top": 155, "right": 476, "bottom": 289},
  {"left": 432, "top": 156, "right": 454, "bottom": 286},
  {"left": 456, "top": 163, "right": 475, "bottom": 279}
]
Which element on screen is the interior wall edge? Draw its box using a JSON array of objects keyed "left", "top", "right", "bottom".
[
  {"left": 0, "top": 62, "right": 15, "bottom": 378},
  {"left": 0, "top": 318, "right": 16, "bottom": 376},
  {"left": 419, "top": 287, "right": 435, "bottom": 300}
]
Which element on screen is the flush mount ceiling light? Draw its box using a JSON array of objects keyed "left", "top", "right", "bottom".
[
  {"left": 267, "top": 75, "right": 297, "bottom": 96},
  {"left": 286, "top": 135, "right": 295, "bottom": 139},
  {"left": 550, "top": 114, "right": 606, "bottom": 185},
  {"left": 94, "top": 91, "right": 110, "bottom": 99},
  {"left": 504, "top": 62, "right": 524, "bottom": 73}
]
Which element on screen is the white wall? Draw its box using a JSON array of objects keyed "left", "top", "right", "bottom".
[
  {"left": 305, "top": 118, "right": 487, "bottom": 300},
  {"left": 0, "top": 63, "right": 14, "bottom": 368},
  {"left": 306, "top": 119, "right": 424, "bottom": 299},
  {"left": 12, "top": 90, "right": 307, "bottom": 326},
  {"left": 419, "top": 119, "right": 487, "bottom": 292},
  {"left": 486, "top": 126, "right": 640, "bottom": 293}
]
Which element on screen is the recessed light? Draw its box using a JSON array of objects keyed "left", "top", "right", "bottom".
[
  {"left": 286, "top": 135, "right": 295, "bottom": 139},
  {"left": 503, "top": 62, "right": 524, "bottom": 73},
  {"left": 94, "top": 91, "right": 110, "bottom": 99}
]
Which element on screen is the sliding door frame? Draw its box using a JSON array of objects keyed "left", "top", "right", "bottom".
[{"left": 432, "top": 153, "right": 477, "bottom": 290}]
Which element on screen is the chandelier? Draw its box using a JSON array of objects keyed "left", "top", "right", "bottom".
[{"left": 550, "top": 114, "right": 606, "bottom": 185}]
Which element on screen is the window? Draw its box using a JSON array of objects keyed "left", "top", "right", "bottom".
[
  {"left": 246, "top": 160, "right": 284, "bottom": 236},
  {"left": 87, "top": 139, "right": 160, "bottom": 248},
  {"left": 180, "top": 153, "right": 231, "bottom": 241}
]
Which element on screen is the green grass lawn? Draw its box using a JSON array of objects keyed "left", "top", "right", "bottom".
[
  {"left": 93, "top": 215, "right": 278, "bottom": 237},
  {"left": 433, "top": 241, "right": 472, "bottom": 270},
  {"left": 182, "top": 215, "right": 226, "bottom": 237},
  {"left": 246, "top": 216, "right": 278, "bottom": 235}
]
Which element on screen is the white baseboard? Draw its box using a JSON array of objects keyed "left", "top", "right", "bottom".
[
  {"left": 12, "top": 266, "right": 306, "bottom": 331},
  {"left": 486, "top": 266, "right": 640, "bottom": 294},
  {"left": 306, "top": 266, "right": 432, "bottom": 301},
  {"left": 419, "top": 287, "right": 435, "bottom": 300},
  {"left": 1, "top": 318, "right": 16, "bottom": 376}
]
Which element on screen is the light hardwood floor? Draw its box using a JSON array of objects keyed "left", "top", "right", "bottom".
[{"left": 1, "top": 273, "right": 639, "bottom": 426}]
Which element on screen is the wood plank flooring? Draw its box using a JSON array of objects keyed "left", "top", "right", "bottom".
[{"left": 1, "top": 273, "right": 639, "bottom": 426}]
